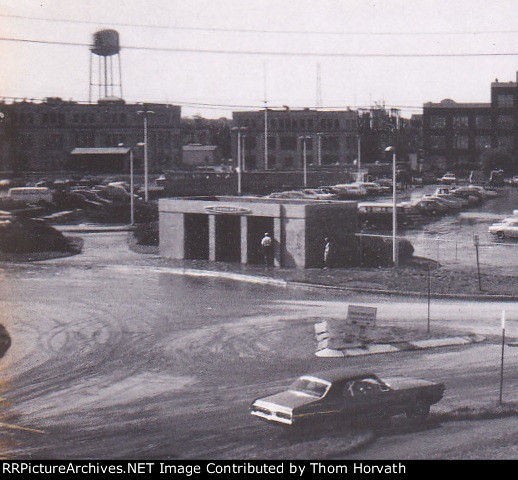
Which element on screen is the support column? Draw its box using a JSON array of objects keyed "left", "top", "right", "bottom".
[
  {"left": 273, "top": 217, "right": 282, "bottom": 267},
  {"left": 208, "top": 214, "right": 216, "bottom": 261},
  {"left": 240, "top": 216, "right": 248, "bottom": 264}
]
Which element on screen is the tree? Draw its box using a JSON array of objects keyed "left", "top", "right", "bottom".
[{"left": 480, "top": 149, "right": 516, "bottom": 175}]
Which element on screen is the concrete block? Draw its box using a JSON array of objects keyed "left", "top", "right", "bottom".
[
  {"left": 316, "top": 348, "right": 345, "bottom": 358},
  {"left": 314, "top": 321, "right": 328, "bottom": 334}
]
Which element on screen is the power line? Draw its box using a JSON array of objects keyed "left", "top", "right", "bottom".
[
  {"left": 1, "top": 35, "right": 518, "bottom": 58},
  {"left": 3, "top": 12, "right": 518, "bottom": 37},
  {"left": 0, "top": 94, "right": 424, "bottom": 111}
]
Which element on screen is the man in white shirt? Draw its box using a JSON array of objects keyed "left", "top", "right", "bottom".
[{"left": 261, "top": 232, "right": 273, "bottom": 266}]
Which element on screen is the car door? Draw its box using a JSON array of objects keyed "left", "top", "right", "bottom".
[{"left": 340, "top": 378, "right": 396, "bottom": 418}]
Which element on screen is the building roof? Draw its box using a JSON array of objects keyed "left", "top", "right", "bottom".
[
  {"left": 423, "top": 99, "right": 490, "bottom": 109},
  {"left": 491, "top": 81, "right": 517, "bottom": 88},
  {"left": 183, "top": 144, "right": 218, "bottom": 152},
  {"left": 71, "top": 147, "right": 130, "bottom": 155}
]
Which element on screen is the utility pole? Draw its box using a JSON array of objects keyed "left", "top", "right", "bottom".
[{"left": 137, "top": 107, "right": 155, "bottom": 202}]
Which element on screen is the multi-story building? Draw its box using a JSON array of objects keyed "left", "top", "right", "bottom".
[
  {"left": 423, "top": 73, "right": 518, "bottom": 173},
  {"left": 231, "top": 108, "right": 358, "bottom": 171},
  {"left": 0, "top": 97, "right": 182, "bottom": 173}
]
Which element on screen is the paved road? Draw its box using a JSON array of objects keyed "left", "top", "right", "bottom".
[{"left": 0, "top": 233, "right": 518, "bottom": 459}]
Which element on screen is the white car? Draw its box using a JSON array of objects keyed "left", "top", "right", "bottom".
[
  {"left": 439, "top": 173, "right": 457, "bottom": 185},
  {"left": 488, "top": 218, "right": 518, "bottom": 239}
]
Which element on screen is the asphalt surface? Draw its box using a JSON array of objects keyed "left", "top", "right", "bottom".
[{"left": 0, "top": 233, "right": 518, "bottom": 459}]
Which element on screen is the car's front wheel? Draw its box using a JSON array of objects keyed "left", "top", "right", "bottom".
[
  {"left": 406, "top": 400, "right": 430, "bottom": 420},
  {"left": 497, "top": 231, "right": 506, "bottom": 239}
]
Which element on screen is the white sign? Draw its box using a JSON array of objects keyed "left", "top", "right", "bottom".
[{"left": 347, "top": 305, "right": 377, "bottom": 327}]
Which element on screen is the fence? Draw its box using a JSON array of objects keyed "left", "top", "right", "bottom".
[{"left": 354, "top": 232, "right": 518, "bottom": 274}]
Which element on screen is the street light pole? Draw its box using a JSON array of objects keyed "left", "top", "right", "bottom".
[
  {"left": 129, "top": 148, "right": 134, "bottom": 225},
  {"left": 357, "top": 136, "right": 362, "bottom": 181},
  {"left": 137, "top": 108, "right": 155, "bottom": 202},
  {"left": 386, "top": 146, "right": 398, "bottom": 266},
  {"left": 299, "top": 135, "right": 311, "bottom": 188},
  {"left": 232, "top": 126, "right": 247, "bottom": 195}
]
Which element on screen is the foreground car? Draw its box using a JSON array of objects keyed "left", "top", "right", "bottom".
[
  {"left": 251, "top": 370, "right": 445, "bottom": 428},
  {"left": 488, "top": 218, "right": 518, "bottom": 239}
]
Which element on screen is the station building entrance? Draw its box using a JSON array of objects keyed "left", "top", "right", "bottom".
[{"left": 159, "top": 196, "right": 357, "bottom": 268}]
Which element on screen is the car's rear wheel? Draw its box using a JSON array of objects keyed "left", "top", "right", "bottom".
[
  {"left": 406, "top": 400, "right": 430, "bottom": 420},
  {"left": 497, "top": 231, "right": 506, "bottom": 239}
]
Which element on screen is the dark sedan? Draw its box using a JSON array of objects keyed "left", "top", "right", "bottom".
[{"left": 251, "top": 370, "right": 445, "bottom": 428}]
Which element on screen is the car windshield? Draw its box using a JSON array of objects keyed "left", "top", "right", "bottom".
[{"left": 289, "top": 377, "right": 330, "bottom": 398}]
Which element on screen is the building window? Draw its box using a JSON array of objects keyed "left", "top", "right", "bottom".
[
  {"left": 497, "top": 94, "right": 514, "bottom": 108},
  {"left": 429, "top": 135, "right": 446, "bottom": 150},
  {"left": 475, "top": 135, "right": 491, "bottom": 151},
  {"left": 453, "top": 115, "right": 469, "bottom": 129},
  {"left": 322, "top": 136, "right": 339, "bottom": 150},
  {"left": 280, "top": 136, "right": 297, "bottom": 150},
  {"left": 497, "top": 135, "right": 514, "bottom": 151},
  {"left": 245, "top": 155, "right": 257, "bottom": 170},
  {"left": 19, "top": 133, "right": 33, "bottom": 150},
  {"left": 453, "top": 135, "right": 469, "bottom": 150},
  {"left": 284, "top": 156, "right": 294, "bottom": 168},
  {"left": 244, "top": 136, "right": 256, "bottom": 150},
  {"left": 497, "top": 115, "right": 514, "bottom": 130},
  {"left": 322, "top": 155, "right": 338, "bottom": 165},
  {"left": 300, "top": 138, "right": 313, "bottom": 150},
  {"left": 267, "top": 137, "right": 276, "bottom": 150},
  {"left": 429, "top": 115, "right": 446, "bottom": 129},
  {"left": 268, "top": 156, "right": 276, "bottom": 169},
  {"left": 475, "top": 115, "right": 491, "bottom": 129}
]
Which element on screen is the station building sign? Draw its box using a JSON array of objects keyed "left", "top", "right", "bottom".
[
  {"left": 204, "top": 205, "right": 253, "bottom": 215},
  {"left": 347, "top": 305, "right": 377, "bottom": 327}
]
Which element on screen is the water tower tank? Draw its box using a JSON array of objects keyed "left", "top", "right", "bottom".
[{"left": 91, "top": 29, "right": 120, "bottom": 57}]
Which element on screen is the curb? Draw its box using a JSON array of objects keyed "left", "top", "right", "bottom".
[
  {"left": 315, "top": 334, "right": 486, "bottom": 358},
  {"left": 105, "top": 265, "right": 289, "bottom": 287},
  {"left": 288, "top": 280, "right": 518, "bottom": 301},
  {"left": 142, "top": 265, "right": 518, "bottom": 302},
  {"left": 55, "top": 225, "right": 132, "bottom": 233}
]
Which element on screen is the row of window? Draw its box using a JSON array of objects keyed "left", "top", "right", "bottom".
[
  {"left": 10, "top": 111, "right": 175, "bottom": 126},
  {"left": 429, "top": 115, "right": 515, "bottom": 130},
  {"left": 242, "top": 135, "right": 356, "bottom": 151},
  {"left": 429, "top": 134, "right": 513, "bottom": 151},
  {"left": 239, "top": 117, "right": 357, "bottom": 131},
  {"left": 17, "top": 132, "right": 181, "bottom": 151}
]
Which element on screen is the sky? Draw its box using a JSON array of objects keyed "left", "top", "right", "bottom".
[{"left": 1, "top": 0, "right": 518, "bottom": 118}]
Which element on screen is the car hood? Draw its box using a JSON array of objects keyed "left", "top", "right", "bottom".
[
  {"left": 380, "top": 377, "right": 436, "bottom": 390},
  {"left": 254, "top": 390, "right": 320, "bottom": 411}
]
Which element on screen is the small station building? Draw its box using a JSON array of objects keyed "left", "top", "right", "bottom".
[{"left": 159, "top": 196, "right": 357, "bottom": 268}]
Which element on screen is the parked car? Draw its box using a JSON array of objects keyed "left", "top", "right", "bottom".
[
  {"left": 350, "top": 181, "right": 383, "bottom": 195},
  {"left": 439, "top": 173, "right": 457, "bottom": 185},
  {"left": 333, "top": 183, "right": 368, "bottom": 199},
  {"left": 510, "top": 176, "right": 518, "bottom": 187},
  {"left": 267, "top": 191, "right": 313, "bottom": 200},
  {"left": 302, "top": 188, "right": 337, "bottom": 200},
  {"left": 251, "top": 370, "right": 445, "bottom": 428},
  {"left": 488, "top": 218, "right": 518, "bottom": 239},
  {"left": 7, "top": 187, "right": 53, "bottom": 204}
]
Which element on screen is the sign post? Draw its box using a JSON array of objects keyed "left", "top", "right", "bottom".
[
  {"left": 427, "top": 265, "right": 431, "bottom": 333},
  {"left": 499, "top": 310, "right": 506, "bottom": 405},
  {"left": 474, "top": 234, "right": 482, "bottom": 292},
  {"left": 347, "top": 305, "right": 377, "bottom": 342}
]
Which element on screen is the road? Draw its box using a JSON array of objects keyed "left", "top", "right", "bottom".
[{"left": 0, "top": 233, "right": 518, "bottom": 459}]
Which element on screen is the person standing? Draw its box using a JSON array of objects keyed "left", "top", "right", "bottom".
[
  {"left": 261, "top": 232, "right": 273, "bottom": 266},
  {"left": 323, "top": 237, "right": 332, "bottom": 268}
]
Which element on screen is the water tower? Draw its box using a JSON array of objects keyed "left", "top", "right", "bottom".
[{"left": 89, "top": 29, "right": 123, "bottom": 102}]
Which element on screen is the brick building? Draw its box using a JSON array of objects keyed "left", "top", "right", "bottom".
[
  {"left": 423, "top": 73, "right": 518, "bottom": 173},
  {"left": 0, "top": 97, "right": 182, "bottom": 173},
  {"left": 231, "top": 108, "right": 358, "bottom": 171}
]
